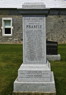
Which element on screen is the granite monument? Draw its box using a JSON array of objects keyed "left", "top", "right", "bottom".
[{"left": 13, "top": 3, "right": 56, "bottom": 95}]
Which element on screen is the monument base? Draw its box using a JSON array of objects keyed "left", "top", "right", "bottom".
[
  {"left": 13, "top": 92, "right": 56, "bottom": 95},
  {"left": 47, "top": 54, "right": 61, "bottom": 61},
  {"left": 14, "top": 73, "right": 55, "bottom": 92},
  {"left": 13, "top": 61, "right": 56, "bottom": 94}
]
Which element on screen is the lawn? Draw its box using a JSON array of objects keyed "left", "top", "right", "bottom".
[
  {"left": 0, "top": 44, "right": 22, "bottom": 95},
  {"left": 0, "top": 44, "right": 66, "bottom": 95}
]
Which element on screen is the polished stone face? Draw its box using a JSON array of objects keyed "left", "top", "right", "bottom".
[{"left": 23, "top": 16, "right": 46, "bottom": 64}]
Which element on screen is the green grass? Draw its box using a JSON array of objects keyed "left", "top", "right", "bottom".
[
  {"left": 0, "top": 44, "right": 66, "bottom": 95},
  {"left": 0, "top": 44, "right": 22, "bottom": 95},
  {"left": 51, "top": 44, "right": 66, "bottom": 95}
]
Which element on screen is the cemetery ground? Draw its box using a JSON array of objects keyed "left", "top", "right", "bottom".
[{"left": 0, "top": 44, "right": 66, "bottom": 95}]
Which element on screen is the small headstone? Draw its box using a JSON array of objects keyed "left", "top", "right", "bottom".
[
  {"left": 46, "top": 41, "right": 61, "bottom": 61},
  {"left": 46, "top": 41, "right": 58, "bottom": 55}
]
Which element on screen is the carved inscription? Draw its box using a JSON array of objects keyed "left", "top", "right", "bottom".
[
  {"left": 24, "top": 16, "right": 45, "bottom": 62},
  {"left": 19, "top": 71, "right": 51, "bottom": 78}
]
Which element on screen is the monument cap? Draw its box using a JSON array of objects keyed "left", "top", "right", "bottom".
[{"left": 22, "top": 2, "right": 46, "bottom": 9}]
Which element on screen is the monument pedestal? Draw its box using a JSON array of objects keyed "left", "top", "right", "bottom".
[{"left": 14, "top": 61, "right": 56, "bottom": 94}]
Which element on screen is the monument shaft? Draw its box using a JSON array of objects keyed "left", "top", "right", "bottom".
[{"left": 23, "top": 15, "right": 46, "bottom": 64}]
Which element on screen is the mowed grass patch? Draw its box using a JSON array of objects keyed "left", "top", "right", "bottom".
[
  {"left": 0, "top": 44, "right": 22, "bottom": 95},
  {"left": 0, "top": 44, "right": 66, "bottom": 95},
  {"left": 51, "top": 44, "right": 66, "bottom": 95}
]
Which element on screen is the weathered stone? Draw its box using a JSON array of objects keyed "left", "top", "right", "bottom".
[
  {"left": 0, "top": 13, "right": 66, "bottom": 43},
  {"left": 46, "top": 15, "right": 66, "bottom": 43},
  {"left": 0, "top": 15, "right": 22, "bottom": 44}
]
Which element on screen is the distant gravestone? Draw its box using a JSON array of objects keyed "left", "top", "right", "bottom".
[
  {"left": 46, "top": 41, "right": 58, "bottom": 55},
  {"left": 46, "top": 41, "right": 61, "bottom": 61},
  {"left": 13, "top": 3, "right": 56, "bottom": 95}
]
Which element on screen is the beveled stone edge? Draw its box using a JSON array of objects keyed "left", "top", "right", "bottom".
[{"left": 18, "top": 61, "right": 51, "bottom": 71}]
